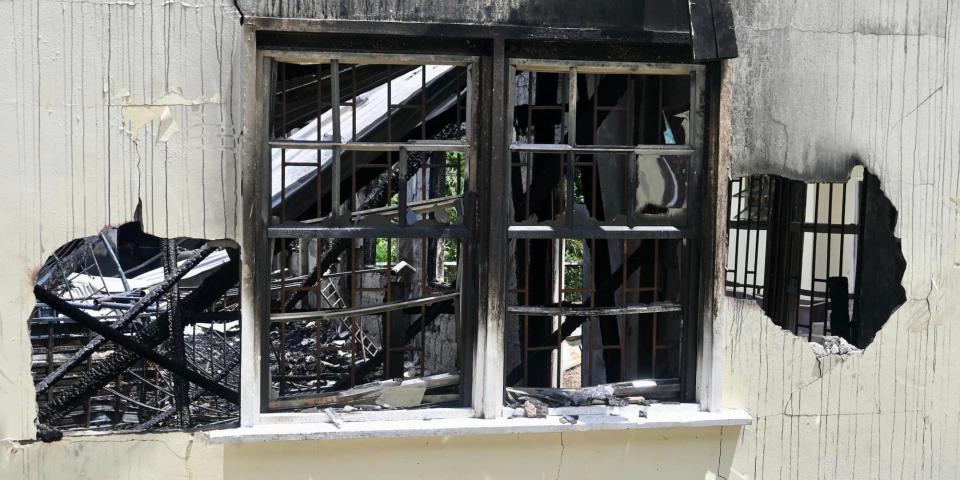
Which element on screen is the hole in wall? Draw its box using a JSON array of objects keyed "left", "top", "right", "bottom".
[
  {"left": 725, "top": 166, "right": 906, "bottom": 353},
  {"left": 30, "top": 221, "right": 241, "bottom": 438}
]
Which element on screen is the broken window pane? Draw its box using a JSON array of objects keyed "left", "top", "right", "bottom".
[
  {"left": 268, "top": 235, "right": 463, "bottom": 409},
  {"left": 514, "top": 71, "right": 571, "bottom": 144},
  {"left": 509, "top": 152, "right": 690, "bottom": 227},
  {"left": 273, "top": 145, "right": 467, "bottom": 227},
  {"left": 271, "top": 63, "right": 469, "bottom": 143},
  {"left": 573, "top": 72, "right": 690, "bottom": 146},
  {"left": 635, "top": 154, "right": 689, "bottom": 215}
]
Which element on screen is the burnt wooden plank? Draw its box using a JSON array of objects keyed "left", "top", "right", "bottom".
[
  {"left": 687, "top": 0, "right": 718, "bottom": 61},
  {"left": 690, "top": 62, "right": 724, "bottom": 407},
  {"left": 710, "top": 0, "right": 739, "bottom": 59},
  {"left": 34, "top": 286, "right": 241, "bottom": 405},
  {"left": 507, "top": 303, "right": 682, "bottom": 317},
  {"left": 244, "top": 0, "right": 691, "bottom": 32},
  {"left": 478, "top": 38, "right": 509, "bottom": 418}
]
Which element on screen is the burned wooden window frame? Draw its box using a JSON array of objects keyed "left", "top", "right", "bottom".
[{"left": 238, "top": 32, "right": 729, "bottom": 430}]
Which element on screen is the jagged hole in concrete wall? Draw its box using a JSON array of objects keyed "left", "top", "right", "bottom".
[
  {"left": 30, "top": 222, "right": 241, "bottom": 437},
  {"left": 725, "top": 166, "right": 906, "bottom": 352}
]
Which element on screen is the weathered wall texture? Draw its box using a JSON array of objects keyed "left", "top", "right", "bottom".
[
  {"left": 1, "top": 0, "right": 959, "bottom": 478},
  {"left": 0, "top": 0, "right": 243, "bottom": 440},
  {"left": 723, "top": 0, "right": 960, "bottom": 478},
  {"left": 1, "top": 428, "right": 735, "bottom": 479}
]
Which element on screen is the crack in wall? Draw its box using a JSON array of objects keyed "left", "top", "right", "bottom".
[
  {"left": 740, "top": 24, "right": 947, "bottom": 39},
  {"left": 555, "top": 432, "right": 565, "bottom": 480}
]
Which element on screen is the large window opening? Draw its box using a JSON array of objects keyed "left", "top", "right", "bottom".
[{"left": 246, "top": 49, "right": 721, "bottom": 430}]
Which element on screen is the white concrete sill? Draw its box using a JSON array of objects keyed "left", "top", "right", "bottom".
[{"left": 203, "top": 404, "right": 751, "bottom": 444}]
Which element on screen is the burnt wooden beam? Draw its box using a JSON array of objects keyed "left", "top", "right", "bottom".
[
  {"left": 508, "top": 302, "right": 682, "bottom": 317},
  {"left": 34, "top": 285, "right": 240, "bottom": 405},
  {"left": 34, "top": 245, "right": 216, "bottom": 394},
  {"left": 163, "top": 239, "right": 191, "bottom": 426},
  {"left": 35, "top": 250, "right": 240, "bottom": 423},
  {"left": 688, "top": 0, "right": 738, "bottom": 62}
]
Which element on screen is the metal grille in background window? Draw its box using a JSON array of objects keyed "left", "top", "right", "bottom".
[
  {"left": 725, "top": 173, "right": 866, "bottom": 342},
  {"left": 725, "top": 176, "right": 774, "bottom": 303},
  {"left": 266, "top": 59, "right": 472, "bottom": 411},
  {"left": 504, "top": 64, "right": 701, "bottom": 400}
]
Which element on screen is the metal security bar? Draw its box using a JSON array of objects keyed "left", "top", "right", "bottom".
[{"left": 264, "top": 54, "right": 476, "bottom": 411}]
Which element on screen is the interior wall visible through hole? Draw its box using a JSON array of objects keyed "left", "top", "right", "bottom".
[{"left": 725, "top": 166, "right": 906, "bottom": 349}]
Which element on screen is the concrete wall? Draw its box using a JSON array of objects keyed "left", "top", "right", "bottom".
[{"left": 1, "top": 0, "right": 959, "bottom": 478}]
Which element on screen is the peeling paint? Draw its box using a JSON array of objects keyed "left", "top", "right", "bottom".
[{"left": 120, "top": 88, "right": 220, "bottom": 142}]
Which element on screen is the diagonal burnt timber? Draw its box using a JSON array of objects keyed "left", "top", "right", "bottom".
[
  {"left": 36, "top": 248, "right": 240, "bottom": 424},
  {"left": 34, "top": 285, "right": 240, "bottom": 405},
  {"left": 163, "top": 239, "right": 191, "bottom": 426},
  {"left": 283, "top": 123, "right": 463, "bottom": 311},
  {"left": 35, "top": 244, "right": 216, "bottom": 394},
  {"left": 36, "top": 236, "right": 98, "bottom": 289}
]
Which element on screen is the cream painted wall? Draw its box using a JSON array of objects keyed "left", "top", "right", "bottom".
[
  {"left": 0, "top": 0, "right": 959, "bottom": 478},
  {"left": 722, "top": 0, "right": 960, "bottom": 478},
  {"left": 0, "top": 0, "right": 243, "bottom": 440},
  {"left": 1, "top": 428, "right": 735, "bottom": 479}
]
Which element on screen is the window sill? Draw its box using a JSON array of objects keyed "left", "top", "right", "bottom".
[{"left": 203, "top": 404, "right": 751, "bottom": 444}]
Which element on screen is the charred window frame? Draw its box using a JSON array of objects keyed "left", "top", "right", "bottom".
[
  {"left": 241, "top": 43, "right": 726, "bottom": 429},
  {"left": 496, "top": 59, "right": 706, "bottom": 409},
  {"left": 248, "top": 51, "right": 479, "bottom": 424}
]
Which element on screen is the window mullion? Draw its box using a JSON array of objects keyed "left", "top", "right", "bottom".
[
  {"left": 478, "top": 40, "right": 509, "bottom": 419},
  {"left": 240, "top": 53, "right": 274, "bottom": 428}
]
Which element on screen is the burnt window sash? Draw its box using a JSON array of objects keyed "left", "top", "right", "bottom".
[
  {"left": 259, "top": 52, "right": 478, "bottom": 414},
  {"left": 502, "top": 59, "right": 705, "bottom": 402}
]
